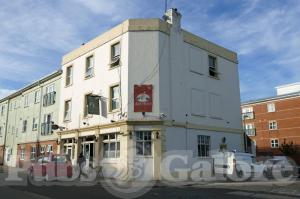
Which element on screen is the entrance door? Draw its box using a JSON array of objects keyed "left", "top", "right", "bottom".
[{"left": 81, "top": 142, "right": 94, "bottom": 167}]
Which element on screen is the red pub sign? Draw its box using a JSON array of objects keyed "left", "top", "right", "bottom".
[{"left": 134, "top": 85, "right": 153, "bottom": 112}]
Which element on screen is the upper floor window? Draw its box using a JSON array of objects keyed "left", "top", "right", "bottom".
[
  {"left": 24, "top": 94, "right": 29, "bottom": 107},
  {"left": 43, "top": 84, "right": 56, "bottom": 107},
  {"left": 20, "top": 147, "right": 25, "bottom": 160},
  {"left": 41, "top": 113, "right": 53, "bottom": 135},
  {"left": 267, "top": 103, "right": 275, "bottom": 112},
  {"left": 110, "top": 42, "right": 120, "bottom": 67},
  {"left": 244, "top": 123, "right": 256, "bottom": 136},
  {"left": 64, "top": 100, "right": 72, "bottom": 121},
  {"left": 242, "top": 107, "right": 254, "bottom": 120},
  {"left": 30, "top": 146, "right": 36, "bottom": 160},
  {"left": 85, "top": 55, "right": 94, "bottom": 78},
  {"left": 198, "top": 135, "right": 211, "bottom": 157},
  {"left": 110, "top": 85, "right": 120, "bottom": 111},
  {"left": 269, "top": 120, "right": 278, "bottom": 130},
  {"left": 32, "top": 117, "right": 38, "bottom": 131},
  {"left": 22, "top": 120, "right": 27, "bottom": 133},
  {"left": 66, "top": 65, "right": 73, "bottom": 86},
  {"left": 1, "top": 105, "right": 5, "bottom": 116},
  {"left": 34, "top": 90, "right": 40, "bottom": 103},
  {"left": 271, "top": 139, "right": 279, "bottom": 148},
  {"left": 103, "top": 133, "right": 120, "bottom": 158},
  {"left": 208, "top": 55, "right": 218, "bottom": 78}
]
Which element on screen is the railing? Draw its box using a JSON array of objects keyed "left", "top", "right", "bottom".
[
  {"left": 43, "top": 92, "right": 56, "bottom": 107},
  {"left": 242, "top": 112, "right": 254, "bottom": 120},
  {"left": 245, "top": 128, "right": 256, "bottom": 136},
  {"left": 41, "top": 123, "right": 52, "bottom": 135}
]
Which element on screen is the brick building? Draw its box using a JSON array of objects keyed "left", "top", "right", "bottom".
[{"left": 241, "top": 82, "right": 300, "bottom": 165}]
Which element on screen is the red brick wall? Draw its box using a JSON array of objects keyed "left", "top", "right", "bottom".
[
  {"left": 17, "top": 140, "right": 57, "bottom": 168},
  {"left": 242, "top": 96, "right": 300, "bottom": 165}
]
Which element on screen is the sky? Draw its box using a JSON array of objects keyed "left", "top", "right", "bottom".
[{"left": 0, "top": 0, "right": 299, "bottom": 102}]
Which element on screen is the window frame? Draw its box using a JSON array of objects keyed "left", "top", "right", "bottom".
[
  {"left": 66, "top": 65, "right": 73, "bottom": 86},
  {"left": 109, "top": 84, "right": 120, "bottom": 112},
  {"left": 22, "top": 120, "right": 27, "bottom": 133},
  {"left": 0, "top": 105, "right": 4, "bottom": 116},
  {"left": 267, "top": 103, "right": 276, "bottom": 112},
  {"left": 85, "top": 55, "right": 94, "bottom": 78},
  {"left": 64, "top": 99, "right": 72, "bottom": 122},
  {"left": 103, "top": 133, "right": 120, "bottom": 159},
  {"left": 34, "top": 90, "right": 41, "bottom": 104},
  {"left": 135, "top": 131, "right": 152, "bottom": 156},
  {"left": 20, "top": 147, "right": 25, "bottom": 160},
  {"left": 32, "top": 117, "right": 38, "bottom": 131},
  {"left": 269, "top": 120, "right": 278, "bottom": 130},
  {"left": 30, "top": 146, "right": 36, "bottom": 160},
  {"left": 271, "top": 139, "right": 279, "bottom": 148},
  {"left": 197, "top": 135, "right": 211, "bottom": 157},
  {"left": 83, "top": 93, "right": 93, "bottom": 117},
  {"left": 110, "top": 41, "right": 121, "bottom": 68},
  {"left": 24, "top": 94, "right": 29, "bottom": 107},
  {"left": 208, "top": 55, "right": 218, "bottom": 78}
]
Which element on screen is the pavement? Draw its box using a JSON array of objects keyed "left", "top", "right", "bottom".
[{"left": 1, "top": 166, "right": 300, "bottom": 199}]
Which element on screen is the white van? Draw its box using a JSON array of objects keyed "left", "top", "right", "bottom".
[{"left": 212, "top": 152, "right": 256, "bottom": 180}]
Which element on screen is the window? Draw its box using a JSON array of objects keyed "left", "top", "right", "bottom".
[
  {"left": 24, "top": 94, "right": 29, "bottom": 107},
  {"left": 242, "top": 107, "right": 254, "bottom": 119},
  {"left": 0, "top": 126, "right": 2, "bottom": 137},
  {"left": 32, "top": 117, "right": 38, "bottom": 131},
  {"left": 110, "top": 42, "right": 120, "bottom": 67},
  {"left": 208, "top": 55, "right": 218, "bottom": 78},
  {"left": 198, "top": 135, "right": 210, "bottom": 157},
  {"left": 103, "top": 133, "right": 120, "bottom": 158},
  {"left": 244, "top": 123, "right": 256, "bottom": 136},
  {"left": 271, "top": 139, "right": 279, "bottom": 148},
  {"left": 34, "top": 90, "right": 40, "bottom": 103},
  {"left": 22, "top": 120, "right": 27, "bottom": 133},
  {"left": 41, "top": 113, "right": 53, "bottom": 135},
  {"left": 66, "top": 65, "right": 73, "bottom": 86},
  {"left": 267, "top": 103, "right": 275, "bottom": 112},
  {"left": 40, "top": 146, "right": 45, "bottom": 155},
  {"left": 64, "top": 100, "right": 72, "bottom": 121},
  {"left": 85, "top": 55, "right": 94, "bottom": 78},
  {"left": 269, "top": 121, "right": 277, "bottom": 130},
  {"left": 43, "top": 84, "right": 56, "bottom": 107},
  {"left": 85, "top": 94, "right": 100, "bottom": 116},
  {"left": 110, "top": 85, "right": 120, "bottom": 111},
  {"left": 47, "top": 145, "right": 53, "bottom": 153},
  {"left": 30, "top": 146, "right": 36, "bottom": 160},
  {"left": 1, "top": 105, "right": 5, "bottom": 116},
  {"left": 20, "top": 147, "right": 25, "bottom": 160},
  {"left": 135, "top": 131, "right": 152, "bottom": 156}
]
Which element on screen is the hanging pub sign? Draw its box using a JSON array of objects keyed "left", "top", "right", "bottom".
[{"left": 134, "top": 85, "right": 153, "bottom": 112}]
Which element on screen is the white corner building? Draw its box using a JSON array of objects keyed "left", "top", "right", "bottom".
[{"left": 55, "top": 9, "right": 243, "bottom": 180}]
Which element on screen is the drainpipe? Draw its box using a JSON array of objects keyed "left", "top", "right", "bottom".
[
  {"left": 2, "top": 99, "right": 10, "bottom": 165},
  {"left": 37, "top": 81, "right": 43, "bottom": 156}
]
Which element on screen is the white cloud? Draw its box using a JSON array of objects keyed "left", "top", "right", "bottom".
[{"left": 0, "top": 88, "right": 15, "bottom": 99}]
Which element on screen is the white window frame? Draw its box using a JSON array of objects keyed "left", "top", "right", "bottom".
[
  {"left": 66, "top": 65, "right": 73, "bottom": 86},
  {"left": 64, "top": 100, "right": 72, "bottom": 121},
  {"left": 24, "top": 94, "right": 29, "bottom": 107},
  {"left": 85, "top": 55, "right": 94, "bottom": 78},
  {"left": 208, "top": 55, "right": 218, "bottom": 78},
  {"left": 34, "top": 90, "right": 40, "bottom": 103},
  {"left": 32, "top": 117, "right": 38, "bottom": 131},
  {"left": 40, "top": 146, "right": 45, "bottom": 155},
  {"left": 30, "top": 146, "right": 36, "bottom": 160},
  {"left": 197, "top": 135, "right": 211, "bottom": 157},
  {"left": 22, "top": 120, "right": 27, "bottom": 133},
  {"left": 1, "top": 105, "right": 5, "bottom": 116},
  {"left": 103, "top": 133, "right": 120, "bottom": 158},
  {"left": 135, "top": 131, "right": 152, "bottom": 156},
  {"left": 110, "top": 85, "right": 120, "bottom": 111},
  {"left": 267, "top": 103, "right": 276, "bottom": 112},
  {"left": 20, "top": 147, "right": 25, "bottom": 160},
  {"left": 271, "top": 139, "right": 279, "bottom": 148},
  {"left": 47, "top": 145, "right": 53, "bottom": 153},
  {"left": 46, "top": 84, "right": 55, "bottom": 94},
  {"left": 269, "top": 120, "right": 278, "bottom": 130}
]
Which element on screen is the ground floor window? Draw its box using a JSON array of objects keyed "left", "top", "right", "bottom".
[
  {"left": 135, "top": 131, "right": 152, "bottom": 156},
  {"left": 20, "top": 147, "right": 25, "bottom": 160},
  {"left": 47, "top": 145, "right": 53, "bottom": 153},
  {"left": 198, "top": 135, "right": 210, "bottom": 157},
  {"left": 271, "top": 139, "right": 279, "bottom": 148},
  {"left": 103, "top": 133, "right": 120, "bottom": 158},
  {"left": 40, "top": 146, "right": 45, "bottom": 155},
  {"left": 30, "top": 146, "right": 36, "bottom": 160}
]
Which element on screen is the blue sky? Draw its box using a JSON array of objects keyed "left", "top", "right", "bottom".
[{"left": 0, "top": 0, "right": 299, "bottom": 102}]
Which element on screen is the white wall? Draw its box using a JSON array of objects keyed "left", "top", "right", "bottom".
[
  {"left": 276, "top": 82, "right": 300, "bottom": 95},
  {"left": 60, "top": 34, "right": 129, "bottom": 129}
]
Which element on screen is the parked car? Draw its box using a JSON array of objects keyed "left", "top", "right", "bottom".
[
  {"left": 212, "top": 152, "right": 263, "bottom": 181},
  {"left": 262, "top": 156, "right": 296, "bottom": 179},
  {"left": 28, "top": 154, "right": 73, "bottom": 181}
]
